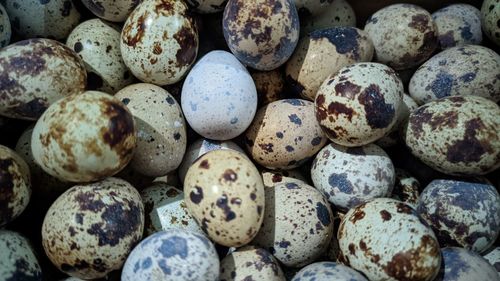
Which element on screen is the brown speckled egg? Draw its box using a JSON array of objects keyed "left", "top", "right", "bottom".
[
  {"left": 483, "top": 247, "right": 500, "bottom": 274},
  {"left": 251, "top": 181, "right": 334, "bottom": 267},
  {"left": 223, "top": 0, "right": 299, "bottom": 71},
  {"left": 391, "top": 169, "right": 420, "bottom": 209},
  {"left": 251, "top": 69, "right": 284, "bottom": 106},
  {"left": 0, "top": 230, "right": 42, "bottom": 280},
  {"left": 184, "top": 149, "right": 265, "bottom": 247},
  {"left": 0, "top": 3, "right": 11, "bottom": 47},
  {"left": 364, "top": 4, "right": 438, "bottom": 70},
  {"left": 244, "top": 99, "right": 327, "bottom": 170},
  {"left": 31, "top": 91, "right": 136, "bottom": 182},
  {"left": 261, "top": 169, "right": 307, "bottom": 188},
  {"left": 300, "top": 0, "right": 356, "bottom": 36},
  {"left": 185, "top": 0, "right": 227, "bottom": 13},
  {"left": 294, "top": 0, "right": 333, "bottom": 16},
  {"left": 481, "top": 0, "right": 500, "bottom": 47},
  {"left": 42, "top": 177, "right": 144, "bottom": 280},
  {"left": 286, "top": 27, "right": 374, "bottom": 101},
  {"left": 338, "top": 198, "right": 441, "bottom": 281},
  {"left": 0, "top": 145, "right": 31, "bottom": 227},
  {"left": 432, "top": 4, "right": 482, "bottom": 49},
  {"left": 403, "top": 96, "right": 500, "bottom": 175},
  {"left": 81, "top": 0, "right": 139, "bottom": 22},
  {"left": 115, "top": 83, "right": 186, "bottom": 177},
  {"left": 436, "top": 247, "right": 498, "bottom": 281},
  {"left": 315, "top": 62, "right": 403, "bottom": 146},
  {"left": 0, "top": 38, "right": 87, "bottom": 120},
  {"left": 409, "top": 45, "right": 500, "bottom": 104},
  {"left": 121, "top": 0, "right": 198, "bottom": 86}
]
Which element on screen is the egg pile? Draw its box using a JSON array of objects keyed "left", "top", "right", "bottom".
[{"left": 0, "top": 0, "right": 498, "bottom": 281}]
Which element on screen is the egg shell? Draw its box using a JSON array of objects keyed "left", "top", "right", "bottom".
[
  {"left": 338, "top": 198, "right": 441, "bottom": 281},
  {"left": 481, "top": 0, "right": 500, "bottom": 46},
  {"left": 403, "top": 95, "right": 500, "bottom": 175},
  {"left": 409, "top": 45, "right": 500, "bottom": 104},
  {"left": 300, "top": 0, "right": 356, "bottom": 36},
  {"left": 251, "top": 69, "right": 284, "bottom": 106},
  {"left": 121, "top": 229, "right": 219, "bottom": 281},
  {"left": 185, "top": 0, "right": 227, "bottom": 13},
  {"left": 315, "top": 62, "right": 404, "bottom": 146},
  {"left": 435, "top": 247, "right": 498, "bottom": 281},
  {"left": 121, "top": 0, "right": 198, "bottom": 86},
  {"left": 0, "top": 3, "right": 11, "bottom": 47},
  {"left": 286, "top": 27, "right": 374, "bottom": 101},
  {"left": 294, "top": 0, "right": 334, "bottom": 16},
  {"left": 184, "top": 149, "right": 265, "bottom": 247},
  {"left": 391, "top": 169, "right": 420, "bottom": 209},
  {"left": 0, "top": 38, "right": 87, "bottom": 120},
  {"left": 223, "top": 0, "right": 299, "bottom": 71},
  {"left": 364, "top": 4, "right": 438, "bottom": 70},
  {"left": 432, "top": 4, "right": 482, "bottom": 49},
  {"left": 31, "top": 91, "right": 136, "bottom": 182},
  {"left": 251, "top": 181, "right": 334, "bottom": 267},
  {"left": 0, "top": 230, "right": 42, "bottom": 280},
  {"left": 291, "top": 262, "right": 368, "bottom": 281},
  {"left": 482, "top": 247, "right": 500, "bottom": 275},
  {"left": 81, "top": 0, "right": 139, "bottom": 22},
  {"left": 261, "top": 169, "right": 307, "bottom": 188},
  {"left": 41, "top": 177, "right": 144, "bottom": 279}
]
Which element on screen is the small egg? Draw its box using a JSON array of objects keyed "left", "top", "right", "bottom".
[
  {"left": 42, "top": 177, "right": 144, "bottom": 280},
  {"left": 291, "top": 262, "right": 368, "bottom": 281},
  {"left": 391, "top": 169, "right": 420, "bottom": 209},
  {"left": 300, "top": 0, "right": 356, "bottom": 36},
  {"left": 481, "top": 0, "right": 500, "bottom": 46},
  {"left": 482, "top": 247, "right": 500, "bottom": 275},
  {"left": 81, "top": 0, "right": 139, "bottom": 22},
  {"left": 294, "top": 0, "right": 334, "bottom": 16},
  {"left": 435, "top": 247, "right": 498, "bottom": 281},
  {"left": 185, "top": 0, "right": 227, "bottom": 13},
  {"left": 0, "top": 230, "right": 42, "bottom": 280},
  {"left": 251, "top": 69, "right": 285, "bottom": 106},
  {"left": 261, "top": 169, "right": 307, "bottom": 188},
  {"left": 432, "top": 4, "right": 482, "bottom": 49},
  {"left": 0, "top": 3, "right": 11, "bottom": 47},
  {"left": 31, "top": 91, "right": 136, "bottom": 182}
]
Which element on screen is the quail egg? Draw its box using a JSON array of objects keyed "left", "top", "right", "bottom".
[
  {"left": 291, "top": 262, "right": 368, "bottom": 281},
  {"left": 435, "top": 247, "right": 498, "bottom": 281},
  {"left": 0, "top": 230, "right": 42, "bottom": 281},
  {"left": 481, "top": 0, "right": 500, "bottom": 46},
  {"left": 261, "top": 169, "right": 307, "bottom": 188},
  {"left": 0, "top": 3, "right": 11, "bottom": 47},
  {"left": 300, "top": 0, "right": 356, "bottom": 36},
  {"left": 432, "top": 4, "right": 482, "bottom": 49},
  {"left": 81, "top": 0, "right": 140, "bottom": 22},
  {"left": 391, "top": 169, "right": 420, "bottom": 209}
]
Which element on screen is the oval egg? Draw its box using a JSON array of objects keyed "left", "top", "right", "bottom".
[
  {"left": 436, "top": 247, "right": 498, "bottom": 281},
  {"left": 0, "top": 230, "right": 42, "bottom": 280},
  {"left": 0, "top": 3, "right": 11, "bottom": 47},
  {"left": 432, "top": 4, "right": 482, "bottom": 49},
  {"left": 481, "top": 0, "right": 500, "bottom": 46},
  {"left": 81, "top": 0, "right": 140, "bottom": 22}
]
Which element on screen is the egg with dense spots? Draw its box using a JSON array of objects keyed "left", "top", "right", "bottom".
[
  {"left": 435, "top": 247, "right": 499, "bottom": 281},
  {"left": 81, "top": 0, "right": 140, "bottom": 22},
  {"left": 0, "top": 230, "right": 42, "bottom": 281},
  {"left": 481, "top": 0, "right": 500, "bottom": 47}
]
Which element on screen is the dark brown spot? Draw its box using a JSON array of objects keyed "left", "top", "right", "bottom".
[
  {"left": 359, "top": 240, "right": 367, "bottom": 251},
  {"left": 358, "top": 84, "right": 395, "bottom": 129},
  {"left": 216, "top": 194, "right": 236, "bottom": 222},
  {"left": 446, "top": 118, "right": 492, "bottom": 164},
  {"left": 348, "top": 243, "right": 356, "bottom": 255},
  {"left": 154, "top": 0, "right": 174, "bottom": 14},
  {"left": 271, "top": 174, "right": 282, "bottom": 183},
  {"left": 100, "top": 100, "right": 135, "bottom": 156},
  {"left": 315, "top": 94, "right": 328, "bottom": 121},
  {"left": 408, "top": 14, "right": 430, "bottom": 33},
  {"left": 222, "top": 169, "right": 237, "bottom": 182},
  {"left": 173, "top": 25, "right": 197, "bottom": 67},
  {"left": 349, "top": 208, "right": 365, "bottom": 223},
  {"left": 122, "top": 12, "right": 148, "bottom": 47},
  {"left": 328, "top": 102, "right": 355, "bottom": 121},
  {"left": 396, "top": 202, "right": 413, "bottom": 214},
  {"left": 258, "top": 143, "right": 274, "bottom": 153},
  {"left": 380, "top": 210, "right": 392, "bottom": 221},
  {"left": 199, "top": 159, "right": 209, "bottom": 169},
  {"left": 74, "top": 42, "right": 83, "bottom": 53},
  {"left": 152, "top": 42, "right": 163, "bottom": 55},
  {"left": 438, "top": 31, "right": 456, "bottom": 49},
  {"left": 335, "top": 81, "right": 362, "bottom": 99},
  {"left": 189, "top": 186, "right": 203, "bottom": 204}
]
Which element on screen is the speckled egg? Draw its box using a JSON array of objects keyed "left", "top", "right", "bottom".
[
  {"left": 338, "top": 198, "right": 441, "bottom": 281},
  {"left": 364, "top": 4, "right": 438, "bottom": 70},
  {"left": 0, "top": 145, "right": 31, "bottom": 227},
  {"left": 483, "top": 247, "right": 500, "bottom": 274},
  {"left": 377, "top": 94, "right": 419, "bottom": 148},
  {"left": 286, "top": 27, "right": 374, "bottom": 101},
  {"left": 294, "top": 0, "right": 334, "bottom": 16},
  {"left": 185, "top": 0, "right": 227, "bottom": 13},
  {"left": 300, "top": 0, "right": 356, "bottom": 36},
  {"left": 184, "top": 149, "right": 265, "bottom": 247},
  {"left": 0, "top": 3, "right": 11, "bottom": 47},
  {"left": 0, "top": 38, "right": 87, "bottom": 120},
  {"left": 481, "top": 0, "right": 500, "bottom": 46},
  {"left": 315, "top": 62, "right": 404, "bottom": 146},
  {"left": 81, "top": 0, "right": 139, "bottom": 22},
  {"left": 121, "top": 0, "right": 198, "bottom": 86},
  {"left": 417, "top": 179, "right": 500, "bottom": 253},
  {"left": 435, "top": 247, "right": 498, "bottom": 281},
  {"left": 251, "top": 69, "right": 284, "bottom": 106},
  {"left": 311, "top": 143, "right": 395, "bottom": 211},
  {"left": 181, "top": 50, "right": 257, "bottom": 140},
  {"left": 261, "top": 169, "right": 307, "bottom": 188},
  {"left": 223, "top": 0, "right": 299, "bottom": 71},
  {"left": 391, "top": 169, "right": 420, "bottom": 209},
  {"left": 432, "top": 4, "right": 482, "bottom": 49},
  {"left": 0, "top": 230, "right": 42, "bottom": 281},
  {"left": 291, "top": 262, "right": 368, "bottom": 281},
  {"left": 115, "top": 83, "right": 186, "bottom": 177},
  {"left": 251, "top": 181, "right": 334, "bottom": 267},
  {"left": 31, "top": 91, "right": 136, "bottom": 182},
  {"left": 409, "top": 45, "right": 500, "bottom": 104},
  {"left": 42, "top": 177, "right": 144, "bottom": 279},
  {"left": 403, "top": 96, "right": 500, "bottom": 175},
  {"left": 245, "top": 99, "right": 327, "bottom": 170}
]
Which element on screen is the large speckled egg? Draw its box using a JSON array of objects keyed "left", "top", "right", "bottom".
[
  {"left": 315, "top": 62, "right": 403, "bottom": 146},
  {"left": 291, "top": 262, "right": 368, "bottom": 281},
  {"left": 81, "top": 0, "right": 139, "bottom": 22},
  {"left": 186, "top": 0, "right": 227, "bottom": 13},
  {"left": 300, "top": 0, "right": 356, "bottom": 36},
  {"left": 0, "top": 145, "right": 31, "bottom": 227},
  {"left": 261, "top": 169, "right": 307, "bottom": 188},
  {"left": 251, "top": 69, "right": 284, "bottom": 106},
  {"left": 483, "top": 247, "right": 500, "bottom": 274},
  {"left": 432, "top": 4, "right": 482, "bottom": 49},
  {"left": 31, "top": 91, "right": 136, "bottom": 182},
  {"left": 294, "top": 0, "right": 334, "bottom": 16},
  {"left": 0, "top": 3, "right": 11, "bottom": 47},
  {"left": 435, "top": 247, "right": 498, "bottom": 281},
  {"left": 311, "top": 143, "right": 394, "bottom": 211},
  {"left": 245, "top": 99, "right": 327, "bottom": 170},
  {"left": 409, "top": 45, "right": 500, "bottom": 104},
  {"left": 481, "top": 0, "right": 500, "bottom": 46},
  {"left": 286, "top": 27, "right": 374, "bottom": 101},
  {"left": 417, "top": 180, "right": 500, "bottom": 253},
  {"left": 121, "top": 0, "right": 198, "bottom": 86},
  {"left": 181, "top": 50, "right": 257, "bottom": 140},
  {"left": 223, "top": 0, "right": 299, "bottom": 71},
  {"left": 184, "top": 149, "right": 265, "bottom": 247},
  {"left": 403, "top": 96, "right": 500, "bottom": 175},
  {"left": 391, "top": 169, "right": 420, "bottom": 209},
  {"left": 338, "top": 198, "right": 441, "bottom": 281},
  {"left": 42, "top": 177, "right": 144, "bottom": 279},
  {"left": 0, "top": 38, "right": 87, "bottom": 120},
  {"left": 115, "top": 83, "right": 186, "bottom": 177},
  {"left": 251, "top": 181, "right": 334, "bottom": 267},
  {"left": 0, "top": 231, "right": 42, "bottom": 281},
  {"left": 364, "top": 4, "right": 438, "bottom": 70}
]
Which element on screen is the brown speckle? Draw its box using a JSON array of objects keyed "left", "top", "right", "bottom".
[
  {"left": 380, "top": 210, "right": 392, "bottom": 221},
  {"left": 199, "top": 159, "right": 209, "bottom": 169},
  {"left": 173, "top": 25, "right": 197, "bottom": 67},
  {"left": 222, "top": 169, "right": 237, "bottom": 182}
]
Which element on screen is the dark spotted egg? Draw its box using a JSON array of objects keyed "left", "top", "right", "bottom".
[
  {"left": 81, "top": 0, "right": 140, "bottom": 22},
  {"left": 483, "top": 247, "right": 500, "bottom": 275},
  {"left": 0, "top": 230, "right": 42, "bottom": 281},
  {"left": 291, "top": 262, "right": 368, "bottom": 281},
  {"left": 0, "top": 3, "right": 11, "bottom": 47},
  {"left": 294, "top": 0, "right": 334, "bottom": 16},
  {"left": 251, "top": 69, "right": 285, "bottom": 106},
  {"left": 435, "top": 247, "right": 498, "bottom": 281},
  {"left": 391, "top": 169, "right": 420, "bottom": 209},
  {"left": 300, "top": 0, "right": 356, "bottom": 36},
  {"left": 261, "top": 169, "right": 307, "bottom": 188},
  {"left": 185, "top": 0, "right": 227, "bottom": 13},
  {"left": 481, "top": 0, "right": 500, "bottom": 47},
  {"left": 223, "top": 0, "right": 299, "bottom": 71},
  {"left": 432, "top": 4, "right": 482, "bottom": 49}
]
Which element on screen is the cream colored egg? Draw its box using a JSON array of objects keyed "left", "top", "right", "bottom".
[
  {"left": 81, "top": 0, "right": 139, "bottom": 22},
  {"left": 0, "top": 231, "right": 42, "bottom": 280},
  {"left": 300, "top": 0, "right": 356, "bottom": 36}
]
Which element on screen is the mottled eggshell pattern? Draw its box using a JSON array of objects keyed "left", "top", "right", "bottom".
[
  {"left": 251, "top": 182, "right": 334, "bottom": 267},
  {"left": 223, "top": 0, "right": 299, "bottom": 71},
  {"left": 315, "top": 63, "right": 403, "bottom": 146},
  {"left": 0, "top": 231, "right": 42, "bottom": 281},
  {"left": 81, "top": 0, "right": 139, "bottom": 22},
  {"left": 435, "top": 247, "right": 498, "bottom": 281},
  {"left": 0, "top": 38, "right": 87, "bottom": 120},
  {"left": 122, "top": 229, "right": 219, "bottom": 281},
  {"left": 364, "top": 4, "right": 438, "bottom": 70},
  {"left": 300, "top": 0, "right": 356, "bottom": 36},
  {"left": 184, "top": 149, "right": 265, "bottom": 247},
  {"left": 181, "top": 51, "right": 257, "bottom": 140},
  {"left": 338, "top": 198, "right": 441, "bottom": 281},
  {"left": 432, "top": 4, "right": 482, "bottom": 49},
  {"left": 404, "top": 96, "right": 500, "bottom": 175},
  {"left": 482, "top": 247, "right": 500, "bottom": 274},
  {"left": 31, "top": 91, "right": 136, "bottom": 182},
  {"left": 294, "top": 0, "right": 334, "bottom": 16},
  {"left": 261, "top": 169, "right": 307, "bottom": 188},
  {"left": 121, "top": 0, "right": 198, "bottom": 86},
  {"left": 286, "top": 27, "right": 374, "bottom": 101},
  {"left": 251, "top": 69, "right": 284, "bottom": 106},
  {"left": 185, "top": 0, "right": 227, "bottom": 13},
  {"left": 291, "top": 262, "right": 368, "bottom": 281},
  {"left": 245, "top": 99, "right": 327, "bottom": 170},
  {"left": 41, "top": 177, "right": 144, "bottom": 280},
  {"left": 416, "top": 180, "right": 500, "bottom": 253},
  {"left": 481, "top": 0, "right": 500, "bottom": 46},
  {"left": 391, "top": 169, "right": 420, "bottom": 209},
  {"left": 409, "top": 45, "right": 500, "bottom": 104},
  {"left": 0, "top": 3, "right": 11, "bottom": 47}
]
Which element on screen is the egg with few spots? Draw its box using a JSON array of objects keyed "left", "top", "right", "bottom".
[
  {"left": 251, "top": 181, "right": 334, "bottom": 267},
  {"left": 121, "top": 0, "right": 199, "bottom": 86},
  {"left": 391, "top": 169, "right": 420, "bottom": 209},
  {"left": 294, "top": 0, "right": 334, "bottom": 16},
  {"left": 42, "top": 177, "right": 144, "bottom": 279},
  {"left": 81, "top": 0, "right": 140, "bottom": 22},
  {"left": 251, "top": 69, "right": 284, "bottom": 106},
  {"left": 315, "top": 62, "right": 404, "bottom": 146},
  {"left": 435, "top": 247, "right": 498, "bottom": 281},
  {"left": 286, "top": 27, "right": 374, "bottom": 101},
  {"left": 432, "top": 4, "right": 482, "bottom": 49},
  {"left": 31, "top": 91, "right": 136, "bottom": 182},
  {"left": 223, "top": 0, "right": 299, "bottom": 71},
  {"left": 0, "top": 3, "right": 11, "bottom": 47},
  {"left": 291, "top": 262, "right": 368, "bottom": 281},
  {"left": 185, "top": 0, "right": 227, "bottom": 13},
  {"left": 261, "top": 169, "right": 307, "bottom": 188},
  {"left": 0, "top": 230, "right": 42, "bottom": 281},
  {"left": 481, "top": 0, "right": 500, "bottom": 47},
  {"left": 482, "top": 247, "right": 500, "bottom": 275},
  {"left": 403, "top": 96, "right": 500, "bottom": 175},
  {"left": 300, "top": 0, "right": 356, "bottom": 36}
]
